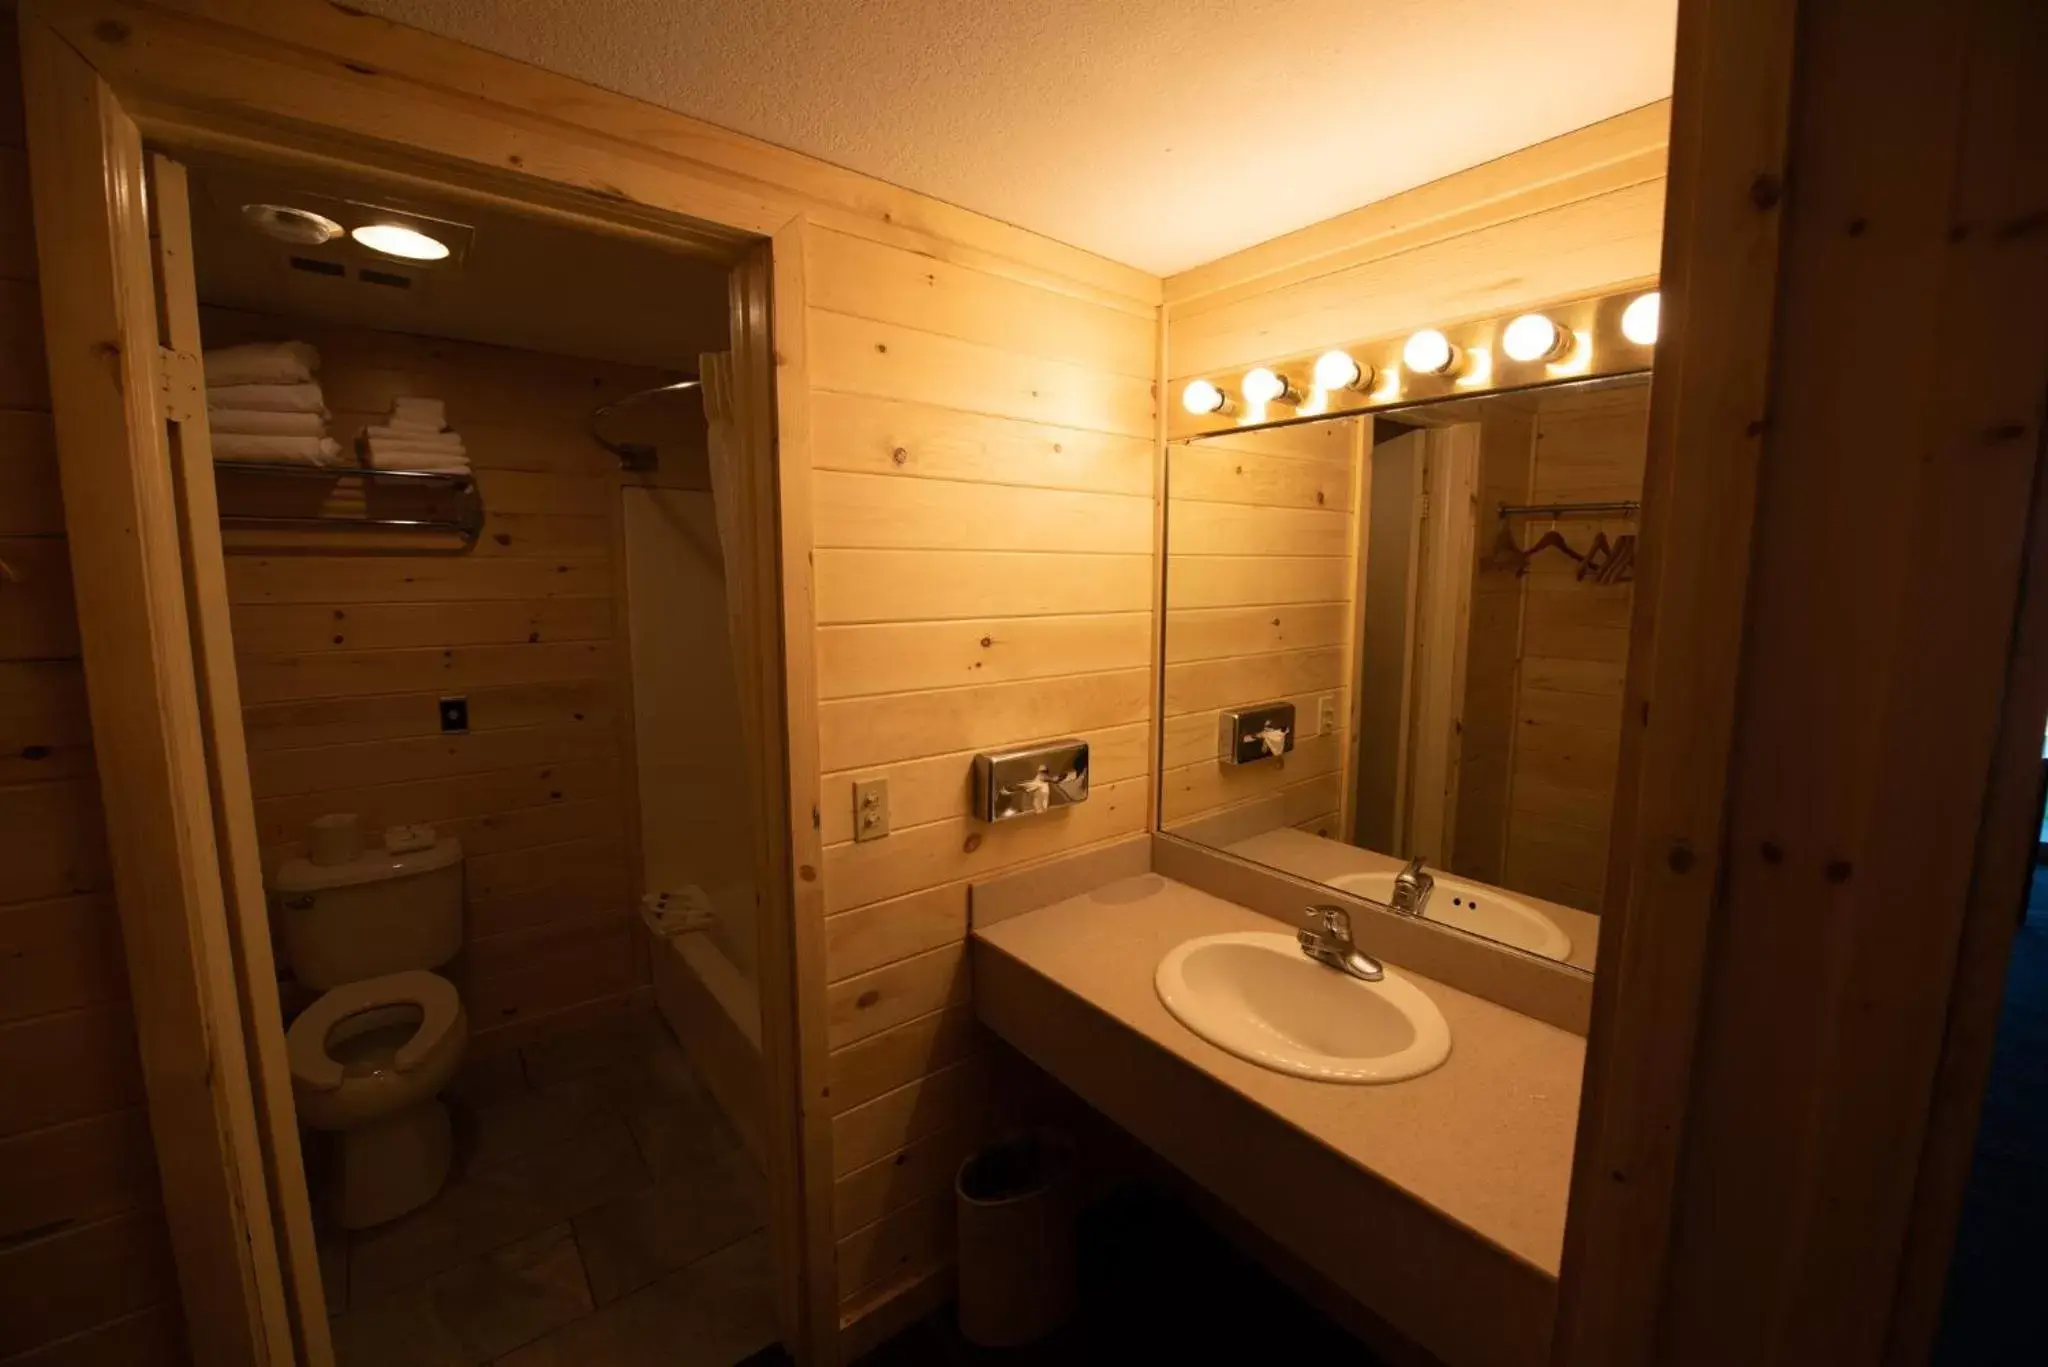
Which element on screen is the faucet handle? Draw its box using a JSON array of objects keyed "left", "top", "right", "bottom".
[{"left": 1306, "top": 903, "right": 1352, "bottom": 939}]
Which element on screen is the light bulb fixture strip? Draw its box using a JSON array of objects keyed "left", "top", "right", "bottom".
[{"left": 1170, "top": 284, "right": 1659, "bottom": 439}]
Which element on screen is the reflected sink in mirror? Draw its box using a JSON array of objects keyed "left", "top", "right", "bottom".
[
  {"left": 1155, "top": 932, "right": 1450, "bottom": 1084},
  {"left": 1329, "top": 871, "right": 1572, "bottom": 962}
]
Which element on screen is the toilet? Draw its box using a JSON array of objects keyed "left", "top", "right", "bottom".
[{"left": 276, "top": 816, "right": 469, "bottom": 1229}]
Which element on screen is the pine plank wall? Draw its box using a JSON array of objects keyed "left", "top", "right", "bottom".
[
  {"left": 0, "top": 19, "right": 192, "bottom": 1363},
  {"left": 1161, "top": 419, "right": 1362, "bottom": 840},
  {"left": 796, "top": 224, "right": 1159, "bottom": 1318},
  {"left": 202, "top": 308, "right": 695, "bottom": 1048}
]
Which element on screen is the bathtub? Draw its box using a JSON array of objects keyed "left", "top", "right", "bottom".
[{"left": 649, "top": 920, "right": 766, "bottom": 1162}]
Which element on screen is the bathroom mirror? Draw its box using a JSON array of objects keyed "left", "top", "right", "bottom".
[{"left": 1159, "top": 371, "right": 1654, "bottom": 972}]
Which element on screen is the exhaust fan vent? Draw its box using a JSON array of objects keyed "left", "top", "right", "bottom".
[
  {"left": 287, "top": 255, "right": 346, "bottom": 277},
  {"left": 358, "top": 268, "right": 414, "bottom": 290}
]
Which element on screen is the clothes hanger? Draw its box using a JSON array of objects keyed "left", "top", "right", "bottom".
[
  {"left": 1482, "top": 521, "right": 1528, "bottom": 574},
  {"left": 1523, "top": 522, "right": 1584, "bottom": 566},
  {"left": 1599, "top": 533, "right": 1637, "bottom": 584},
  {"left": 1577, "top": 530, "right": 1613, "bottom": 582}
]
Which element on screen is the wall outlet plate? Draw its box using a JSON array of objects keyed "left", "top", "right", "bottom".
[
  {"left": 439, "top": 695, "right": 469, "bottom": 734},
  {"left": 1317, "top": 693, "right": 1339, "bottom": 736},
  {"left": 1218, "top": 702, "right": 1296, "bottom": 765},
  {"left": 853, "top": 777, "right": 889, "bottom": 842}
]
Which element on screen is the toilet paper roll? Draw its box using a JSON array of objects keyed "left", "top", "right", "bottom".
[{"left": 308, "top": 813, "right": 361, "bottom": 866}]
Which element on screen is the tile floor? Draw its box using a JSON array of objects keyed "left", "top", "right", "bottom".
[{"left": 315, "top": 1009, "right": 777, "bottom": 1367}]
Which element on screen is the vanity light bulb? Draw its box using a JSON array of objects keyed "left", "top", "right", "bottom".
[
  {"left": 1403, "top": 329, "right": 1461, "bottom": 377},
  {"left": 1312, "top": 349, "right": 1370, "bottom": 392},
  {"left": 1242, "top": 367, "right": 1298, "bottom": 405},
  {"left": 1502, "top": 313, "right": 1571, "bottom": 363},
  {"left": 1621, "top": 291, "right": 1661, "bottom": 346},
  {"left": 1181, "top": 378, "right": 1233, "bottom": 416}
]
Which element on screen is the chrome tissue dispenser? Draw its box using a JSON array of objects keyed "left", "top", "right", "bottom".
[{"left": 971, "top": 740, "right": 1090, "bottom": 823}]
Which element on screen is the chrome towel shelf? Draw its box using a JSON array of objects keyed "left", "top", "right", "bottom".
[{"left": 212, "top": 461, "right": 484, "bottom": 548}]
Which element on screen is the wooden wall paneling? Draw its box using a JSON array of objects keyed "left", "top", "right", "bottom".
[
  {"left": 1549, "top": 0, "right": 1794, "bottom": 1358},
  {"left": 206, "top": 313, "right": 671, "bottom": 1044},
  {"left": 21, "top": 1, "right": 1171, "bottom": 1356},
  {"left": 1618, "top": 0, "right": 2048, "bottom": 1359},
  {"left": 1164, "top": 103, "right": 1671, "bottom": 312},
  {"left": 802, "top": 217, "right": 1159, "bottom": 1333},
  {"left": 20, "top": 19, "right": 283, "bottom": 1360},
  {"left": 0, "top": 17, "right": 184, "bottom": 1355}
]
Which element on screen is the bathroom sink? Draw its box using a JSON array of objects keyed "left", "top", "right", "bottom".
[
  {"left": 1328, "top": 871, "right": 1572, "bottom": 961},
  {"left": 1154, "top": 932, "right": 1450, "bottom": 1084}
]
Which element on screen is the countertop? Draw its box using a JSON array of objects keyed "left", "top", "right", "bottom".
[
  {"left": 1224, "top": 828, "right": 1605, "bottom": 973},
  {"left": 974, "top": 872, "right": 1585, "bottom": 1277}
]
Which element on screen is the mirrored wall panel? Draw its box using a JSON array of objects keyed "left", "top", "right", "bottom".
[{"left": 1160, "top": 373, "right": 1653, "bottom": 972}]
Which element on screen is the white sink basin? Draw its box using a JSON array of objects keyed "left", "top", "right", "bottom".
[
  {"left": 1154, "top": 932, "right": 1450, "bottom": 1084},
  {"left": 1328, "top": 871, "right": 1572, "bottom": 962}
]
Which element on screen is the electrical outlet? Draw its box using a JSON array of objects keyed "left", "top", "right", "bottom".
[
  {"left": 1317, "top": 693, "right": 1339, "bottom": 736},
  {"left": 439, "top": 695, "right": 469, "bottom": 734},
  {"left": 853, "top": 777, "right": 889, "bottom": 842}
]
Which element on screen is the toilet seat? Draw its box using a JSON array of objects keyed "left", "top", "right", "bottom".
[{"left": 288, "top": 969, "right": 462, "bottom": 1094}]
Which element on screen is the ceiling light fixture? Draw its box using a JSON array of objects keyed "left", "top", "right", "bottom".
[
  {"left": 242, "top": 203, "right": 345, "bottom": 246},
  {"left": 350, "top": 222, "right": 451, "bottom": 261},
  {"left": 1621, "top": 291, "right": 1661, "bottom": 346},
  {"left": 1403, "top": 329, "right": 1462, "bottom": 377},
  {"left": 1501, "top": 314, "right": 1574, "bottom": 364},
  {"left": 1312, "top": 349, "right": 1373, "bottom": 393},
  {"left": 1181, "top": 379, "right": 1237, "bottom": 417},
  {"left": 1241, "top": 367, "right": 1301, "bottom": 406}
]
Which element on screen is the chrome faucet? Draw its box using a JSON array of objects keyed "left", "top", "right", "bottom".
[
  {"left": 1298, "top": 905, "right": 1384, "bottom": 982},
  {"left": 1391, "top": 855, "right": 1435, "bottom": 918}
]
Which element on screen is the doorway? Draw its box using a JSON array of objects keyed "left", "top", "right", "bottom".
[{"left": 160, "top": 140, "right": 797, "bottom": 1365}]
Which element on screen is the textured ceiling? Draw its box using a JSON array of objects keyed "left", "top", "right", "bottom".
[{"left": 354, "top": 0, "right": 1678, "bottom": 276}]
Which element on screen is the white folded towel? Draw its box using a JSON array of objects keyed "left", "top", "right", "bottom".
[
  {"left": 212, "top": 433, "right": 346, "bottom": 466},
  {"left": 382, "top": 417, "right": 447, "bottom": 436},
  {"left": 363, "top": 426, "right": 465, "bottom": 451},
  {"left": 364, "top": 447, "right": 470, "bottom": 473},
  {"left": 204, "top": 341, "right": 320, "bottom": 388},
  {"left": 208, "top": 409, "right": 326, "bottom": 437},
  {"left": 206, "top": 382, "right": 327, "bottom": 415},
  {"left": 389, "top": 397, "right": 446, "bottom": 429}
]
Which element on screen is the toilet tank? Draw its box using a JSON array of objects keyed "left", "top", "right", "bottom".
[{"left": 276, "top": 838, "right": 463, "bottom": 990}]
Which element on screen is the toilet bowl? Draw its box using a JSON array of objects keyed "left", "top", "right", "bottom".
[{"left": 287, "top": 969, "right": 468, "bottom": 1229}]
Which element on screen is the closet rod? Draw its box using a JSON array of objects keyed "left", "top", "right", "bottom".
[{"left": 1498, "top": 499, "right": 1641, "bottom": 519}]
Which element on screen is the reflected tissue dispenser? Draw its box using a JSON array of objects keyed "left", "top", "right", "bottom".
[
  {"left": 1219, "top": 701, "right": 1297, "bottom": 765},
  {"left": 971, "top": 739, "right": 1090, "bottom": 823}
]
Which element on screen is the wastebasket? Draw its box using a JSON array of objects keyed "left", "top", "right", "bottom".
[{"left": 954, "top": 1127, "right": 1078, "bottom": 1347}]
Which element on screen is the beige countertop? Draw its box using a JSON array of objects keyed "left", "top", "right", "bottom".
[
  {"left": 1224, "top": 828, "right": 1605, "bottom": 973},
  {"left": 974, "top": 872, "right": 1585, "bottom": 1277}
]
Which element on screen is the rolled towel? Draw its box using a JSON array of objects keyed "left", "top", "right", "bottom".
[
  {"left": 208, "top": 409, "right": 327, "bottom": 437},
  {"left": 389, "top": 397, "right": 446, "bottom": 428},
  {"left": 206, "top": 382, "right": 327, "bottom": 415},
  {"left": 212, "top": 433, "right": 346, "bottom": 466},
  {"left": 204, "top": 341, "right": 319, "bottom": 387},
  {"left": 362, "top": 426, "right": 465, "bottom": 451}
]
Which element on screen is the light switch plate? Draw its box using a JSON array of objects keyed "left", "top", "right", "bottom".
[
  {"left": 1317, "top": 693, "right": 1339, "bottom": 736},
  {"left": 853, "top": 778, "right": 889, "bottom": 842}
]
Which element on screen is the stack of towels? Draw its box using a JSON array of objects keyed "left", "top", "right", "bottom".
[
  {"left": 359, "top": 397, "right": 469, "bottom": 474},
  {"left": 206, "top": 342, "right": 345, "bottom": 467}
]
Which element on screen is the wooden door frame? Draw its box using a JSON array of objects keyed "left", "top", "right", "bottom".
[
  {"left": 18, "top": 4, "right": 839, "bottom": 1363},
  {"left": 1557, "top": 0, "right": 2048, "bottom": 1362}
]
